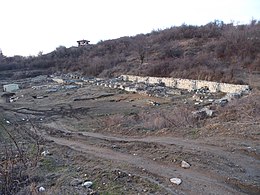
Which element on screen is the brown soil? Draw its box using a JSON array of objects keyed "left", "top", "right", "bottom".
[{"left": 0, "top": 82, "right": 259, "bottom": 195}]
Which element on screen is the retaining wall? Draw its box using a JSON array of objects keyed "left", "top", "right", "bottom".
[
  {"left": 121, "top": 75, "right": 250, "bottom": 93},
  {"left": 52, "top": 78, "right": 65, "bottom": 84}
]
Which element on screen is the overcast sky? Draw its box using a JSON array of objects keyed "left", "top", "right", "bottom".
[{"left": 0, "top": 0, "right": 259, "bottom": 57}]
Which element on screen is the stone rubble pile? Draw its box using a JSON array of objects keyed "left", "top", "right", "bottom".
[
  {"left": 49, "top": 73, "right": 249, "bottom": 117},
  {"left": 82, "top": 76, "right": 184, "bottom": 99}
]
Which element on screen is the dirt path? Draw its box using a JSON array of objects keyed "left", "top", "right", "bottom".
[{"left": 32, "top": 123, "right": 260, "bottom": 195}]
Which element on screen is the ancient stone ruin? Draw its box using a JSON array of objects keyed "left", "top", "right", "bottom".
[{"left": 121, "top": 75, "right": 250, "bottom": 94}]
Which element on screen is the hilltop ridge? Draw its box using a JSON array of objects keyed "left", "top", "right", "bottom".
[{"left": 0, "top": 20, "right": 259, "bottom": 86}]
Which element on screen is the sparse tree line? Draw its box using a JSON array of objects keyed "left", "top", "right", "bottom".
[{"left": 0, "top": 20, "right": 259, "bottom": 83}]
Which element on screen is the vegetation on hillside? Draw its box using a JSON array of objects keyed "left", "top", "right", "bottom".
[{"left": 0, "top": 20, "right": 259, "bottom": 84}]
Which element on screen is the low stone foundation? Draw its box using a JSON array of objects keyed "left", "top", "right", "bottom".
[{"left": 121, "top": 75, "right": 250, "bottom": 94}]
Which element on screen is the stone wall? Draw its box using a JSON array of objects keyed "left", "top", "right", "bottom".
[
  {"left": 52, "top": 78, "right": 65, "bottom": 84},
  {"left": 121, "top": 75, "right": 250, "bottom": 94}
]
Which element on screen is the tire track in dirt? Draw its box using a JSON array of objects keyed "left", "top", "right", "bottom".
[
  {"left": 45, "top": 122, "right": 260, "bottom": 182},
  {"left": 34, "top": 125, "right": 251, "bottom": 195}
]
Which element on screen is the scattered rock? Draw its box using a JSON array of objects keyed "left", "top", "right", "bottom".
[
  {"left": 39, "top": 186, "right": 45, "bottom": 192},
  {"left": 70, "top": 178, "right": 84, "bottom": 186},
  {"left": 32, "top": 95, "right": 48, "bottom": 99},
  {"left": 224, "top": 93, "right": 241, "bottom": 101},
  {"left": 10, "top": 96, "right": 19, "bottom": 102},
  {"left": 41, "top": 150, "right": 50, "bottom": 156},
  {"left": 82, "top": 181, "right": 93, "bottom": 188},
  {"left": 195, "top": 86, "right": 210, "bottom": 94},
  {"left": 206, "top": 109, "right": 214, "bottom": 117},
  {"left": 112, "top": 144, "right": 120, "bottom": 149},
  {"left": 170, "top": 177, "right": 182, "bottom": 185},
  {"left": 149, "top": 100, "right": 160, "bottom": 106},
  {"left": 192, "top": 94, "right": 203, "bottom": 101},
  {"left": 215, "top": 98, "right": 228, "bottom": 106},
  {"left": 201, "top": 107, "right": 214, "bottom": 117},
  {"left": 181, "top": 160, "right": 191, "bottom": 168},
  {"left": 193, "top": 107, "right": 215, "bottom": 118}
]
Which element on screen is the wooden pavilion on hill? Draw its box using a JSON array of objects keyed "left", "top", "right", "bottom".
[{"left": 77, "top": 40, "right": 90, "bottom": 47}]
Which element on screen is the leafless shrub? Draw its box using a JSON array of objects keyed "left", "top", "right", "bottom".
[
  {"left": 140, "top": 106, "right": 198, "bottom": 130},
  {"left": 105, "top": 114, "right": 125, "bottom": 127},
  {"left": 215, "top": 91, "right": 260, "bottom": 123},
  {"left": 104, "top": 105, "right": 199, "bottom": 131},
  {"left": 0, "top": 120, "right": 42, "bottom": 195},
  {"left": 1, "top": 20, "right": 259, "bottom": 83}
]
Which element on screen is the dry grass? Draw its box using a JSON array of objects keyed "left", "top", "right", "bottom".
[
  {"left": 0, "top": 121, "right": 42, "bottom": 195},
  {"left": 216, "top": 90, "right": 260, "bottom": 123},
  {"left": 104, "top": 105, "right": 199, "bottom": 131},
  {"left": 202, "top": 90, "right": 260, "bottom": 137}
]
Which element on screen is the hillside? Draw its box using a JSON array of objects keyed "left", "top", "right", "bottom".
[
  {"left": 0, "top": 20, "right": 260, "bottom": 85},
  {"left": 0, "top": 73, "right": 259, "bottom": 194},
  {"left": 0, "top": 20, "right": 260, "bottom": 195}
]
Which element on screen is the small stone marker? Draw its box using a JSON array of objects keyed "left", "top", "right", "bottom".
[
  {"left": 170, "top": 177, "right": 182, "bottom": 185},
  {"left": 82, "top": 181, "right": 93, "bottom": 188},
  {"left": 181, "top": 160, "right": 191, "bottom": 168},
  {"left": 39, "top": 186, "right": 45, "bottom": 192}
]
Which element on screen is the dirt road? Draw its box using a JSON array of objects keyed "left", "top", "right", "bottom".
[
  {"left": 31, "top": 122, "right": 260, "bottom": 195},
  {"left": 1, "top": 82, "right": 259, "bottom": 194}
]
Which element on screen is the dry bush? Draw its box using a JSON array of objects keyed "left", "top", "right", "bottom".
[
  {"left": 104, "top": 112, "right": 141, "bottom": 129},
  {"left": 104, "top": 105, "right": 199, "bottom": 131},
  {"left": 215, "top": 91, "right": 260, "bottom": 123},
  {"left": 0, "top": 121, "right": 42, "bottom": 195},
  {"left": 1, "top": 20, "right": 259, "bottom": 83},
  {"left": 140, "top": 106, "right": 198, "bottom": 130},
  {"left": 105, "top": 114, "right": 125, "bottom": 127}
]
